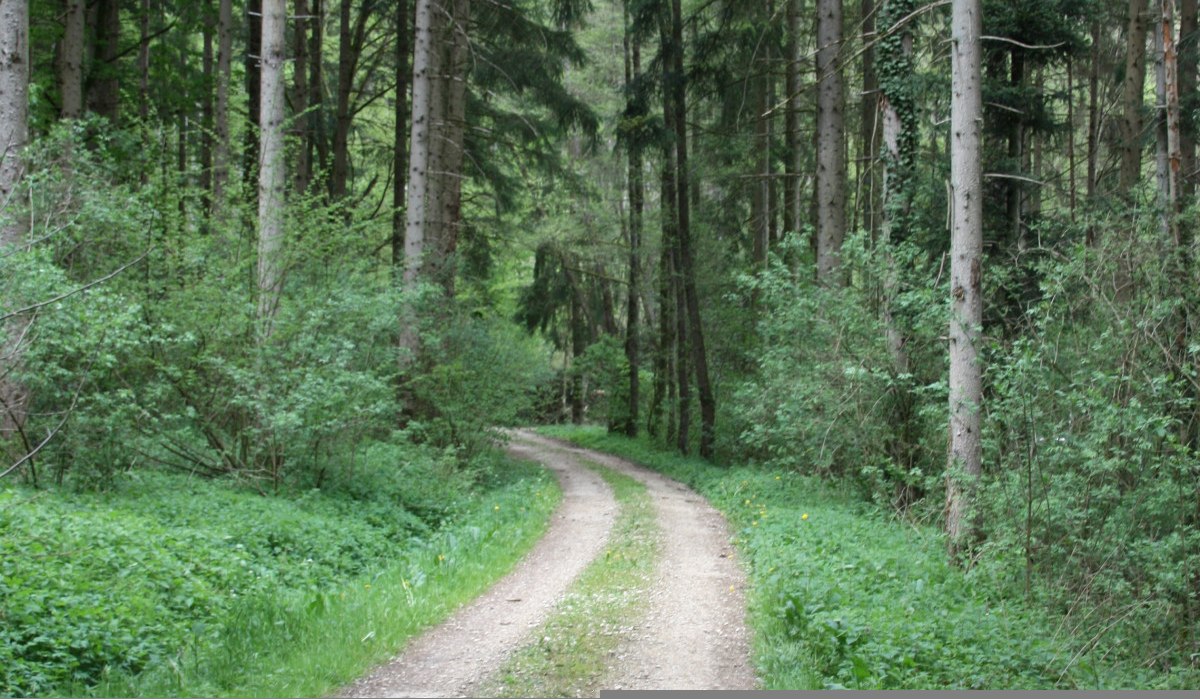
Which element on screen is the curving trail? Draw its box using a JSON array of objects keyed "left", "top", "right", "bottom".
[{"left": 339, "top": 430, "right": 756, "bottom": 697}]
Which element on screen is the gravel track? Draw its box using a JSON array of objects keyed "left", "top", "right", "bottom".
[{"left": 339, "top": 430, "right": 756, "bottom": 696}]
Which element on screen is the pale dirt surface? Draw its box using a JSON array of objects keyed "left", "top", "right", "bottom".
[
  {"left": 339, "top": 430, "right": 757, "bottom": 697},
  {"left": 516, "top": 430, "right": 758, "bottom": 691},
  {"left": 339, "top": 437, "right": 618, "bottom": 698}
]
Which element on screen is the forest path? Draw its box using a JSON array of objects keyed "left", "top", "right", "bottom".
[{"left": 339, "top": 429, "right": 755, "bottom": 696}]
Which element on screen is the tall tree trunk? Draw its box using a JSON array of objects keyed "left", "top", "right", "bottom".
[
  {"left": 87, "top": 0, "right": 121, "bottom": 123},
  {"left": 257, "top": 0, "right": 287, "bottom": 342},
  {"left": 623, "top": 3, "right": 642, "bottom": 438},
  {"left": 1121, "top": 0, "right": 1150, "bottom": 195},
  {"left": 245, "top": 0, "right": 263, "bottom": 190},
  {"left": 392, "top": 0, "right": 409, "bottom": 275},
  {"left": 785, "top": 0, "right": 803, "bottom": 238},
  {"left": 201, "top": 0, "right": 214, "bottom": 207},
  {"left": 138, "top": 0, "right": 150, "bottom": 123},
  {"left": 310, "top": 0, "right": 329, "bottom": 181},
  {"left": 434, "top": 0, "right": 469, "bottom": 293},
  {"left": 0, "top": 0, "right": 29, "bottom": 453},
  {"left": 294, "top": 0, "right": 311, "bottom": 196},
  {"left": 1067, "top": 56, "right": 1077, "bottom": 220},
  {"left": 401, "top": 0, "right": 445, "bottom": 359},
  {"left": 1087, "top": 21, "right": 1101, "bottom": 204},
  {"left": 860, "top": 0, "right": 879, "bottom": 241},
  {"left": 331, "top": 0, "right": 365, "bottom": 202},
  {"left": 879, "top": 0, "right": 917, "bottom": 492},
  {"left": 1006, "top": 51, "right": 1025, "bottom": 248},
  {"left": 752, "top": 29, "right": 770, "bottom": 273},
  {"left": 815, "top": 0, "right": 847, "bottom": 283},
  {"left": 670, "top": 0, "right": 715, "bottom": 459},
  {"left": 1163, "top": 0, "right": 1183, "bottom": 242},
  {"left": 213, "top": 0, "right": 233, "bottom": 213},
  {"left": 946, "top": 0, "right": 984, "bottom": 560},
  {"left": 58, "top": 0, "right": 85, "bottom": 119},
  {"left": 1180, "top": 0, "right": 1197, "bottom": 198}
]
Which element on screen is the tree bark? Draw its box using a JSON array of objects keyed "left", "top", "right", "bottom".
[
  {"left": 58, "top": 0, "right": 85, "bottom": 120},
  {"left": 294, "top": 0, "right": 311, "bottom": 196},
  {"left": 434, "top": 0, "right": 469, "bottom": 293},
  {"left": 331, "top": 0, "right": 370, "bottom": 202},
  {"left": 310, "top": 0, "right": 329, "bottom": 181},
  {"left": 946, "top": 0, "right": 984, "bottom": 560},
  {"left": 245, "top": 0, "right": 263, "bottom": 190},
  {"left": 138, "top": 0, "right": 150, "bottom": 123},
  {"left": 257, "top": 0, "right": 287, "bottom": 342},
  {"left": 1, "top": 0, "right": 30, "bottom": 450},
  {"left": 1163, "top": 0, "right": 1183, "bottom": 242},
  {"left": 623, "top": 3, "right": 642, "bottom": 438},
  {"left": 1086, "top": 21, "right": 1100, "bottom": 210},
  {"left": 815, "top": 0, "right": 847, "bottom": 284},
  {"left": 201, "top": 0, "right": 214, "bottom": 205},
  {"left": 1121, "top": 0, "right": 1150, "bottom": 195},
  {"left": 670, "top": 0, "right": 715, "bottom": 459},
  {"left": 392, "top": 0, "right": 409, "bottom": 275},
  {"left": 213, "top": 0, "right": 233, "bottom": 212},
  {"left": 1180, "top": 0, "right": 1196, "bottom": 198},
  {"left": 784, "top": 0, "right": 803, "bottom": 238},
  {"left": 87, "top": 0, "right": 121, "bottom": 123},
  {"left": 860, "top": 0, "right": 879, "bottom": 241}
]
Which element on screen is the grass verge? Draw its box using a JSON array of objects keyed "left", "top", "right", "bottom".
[
  {"left": 538, "top": 425, "right": 1181, "bottom": 690},
  {"left": 2, "top": 448, "right": 560, "bottom": 698},
  {"left": 485, "top": 463, "right": 658, "bottom": 697}
]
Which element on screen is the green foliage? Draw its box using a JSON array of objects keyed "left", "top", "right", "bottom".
[
  {"left": 542, "top": 426, "right": 1190, "bottom": 689},
  {"left": 978, "top": 225, "right": 1200, "bottom": 678},
  {"left": 0, "top": 447, "right": 559, "bottom": 697}
]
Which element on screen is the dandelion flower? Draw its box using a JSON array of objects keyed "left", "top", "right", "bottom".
[{"left": 802, "top": 513, "right": 809, "bottom": 521}]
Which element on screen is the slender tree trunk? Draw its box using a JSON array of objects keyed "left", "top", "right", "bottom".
[
  {"left": 294, "top": 0, "right": 311, "bottom": 196},
  {"left": 1180, "top": 0, "right": 1197, "bottom": 198},
  {"left": 434, "top": 0, "right": 469, "bottom": 293},
  {"left": 392, "top": 0, "right": 409, "bottom": 275},
  {"left": 310, "top": 0, "right": 329, "bottom": 181},
  {"left": 1006, "top": 51, "right": 1025, "bottom": 248},
  {"left": 138, "top": 0, "right": 150, "bottom": 123},
  {"left": 1087, "top": 21, "right": 1100, "bottom": 207},
  {"left": 257, "top": 0, "right": 287, "bottom": 342},
  {"left": 87, "top": 0, "right": 121, "bottom": 123},
  {"left": 1163, "top": 0, "right": 1183, "bottom": 242},
  {"left": 670, "top": 0, "right": 715, "bottom": 459},
  {"left": 946, "top": 0, "right": 984, "bottom": 560},
  {"left": 752, "top": 36, "right": 770, "bottom": 272},
  {"left": 623, "top": 5, "right": 642, "bottom": 438},
  {"left": 58, "top": 0, "right": 85, "bottom": 119},
  {"left": 331, "top": 0, "right": 363, "bottom": 201},
  {"left": 861, "top": 0, "right": 879, "bottom": 242},
  {"left": 785, "top": 0, "right": 803, "bottom": 238},
  {"left": 201, "top": 0, "right": 214, "bottom": 207},
  {"left": 0, "top": 0, "right": 29, "bottom": 452},
  {"left": 815, "top": 0, "right": 847, "bottom": 283},
  {"left": 245, "top": 0, "right": 263, "bottom": 189},
  {"left": 213, "top": 0, "right": 233, "bottom": 211},
  {"left": 1067, "top": 56, "right": 1077, "bottom": 220},
  {"left": 1121, "top": 0, "right": 1150, "bottom": 195}
]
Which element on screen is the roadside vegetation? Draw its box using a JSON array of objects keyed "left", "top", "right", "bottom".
[
  {"left": 1, "top": 446, "right": 559, "bottom": 697},
  {"left": 542, "top": 426, "right": 1200, "bottom": 690}
]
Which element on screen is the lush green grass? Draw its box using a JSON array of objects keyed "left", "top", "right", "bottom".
[
  {"left": 487, "top": 463, "right": 658, "bottom": 697},
  {"left": 539, "top": 425, "right": 1189, "bottom": 690},
  {"left": 1, "top": 443, "right": 560, "bottom": 697}
]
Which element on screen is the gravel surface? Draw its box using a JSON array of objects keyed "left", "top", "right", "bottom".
[{"left": 338, "top": 430, "right": 756, "bottom": 697}]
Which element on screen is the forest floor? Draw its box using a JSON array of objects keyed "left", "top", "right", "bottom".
[{"left": 338, "top": 429, "right": 756, "bottom": 696}]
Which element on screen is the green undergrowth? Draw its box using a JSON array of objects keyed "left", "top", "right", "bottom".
[
  {"left": 488, "top": 463, "right": 658, "bottom": 697},
  {"left": 538, "top": 425, "right": 1181, "bottom": 690},
  {"left": 0, "top": 443, "right": 560, "bottom": 697}
]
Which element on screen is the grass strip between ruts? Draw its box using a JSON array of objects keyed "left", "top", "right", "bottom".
[{"left": 486, "top": 462, "right": 659, "bottom": 697}]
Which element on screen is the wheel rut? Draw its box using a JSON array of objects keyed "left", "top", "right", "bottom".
[{"left": 339, "top": 430, "right": 756, "bottom": 696}]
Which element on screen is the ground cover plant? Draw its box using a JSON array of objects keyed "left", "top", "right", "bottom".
[
  {"left": 540, "top": 426, "right": 1199, "bottom": 690},
  {"left": 0, "top": 444, "right": 560, "bottom": 697}
]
